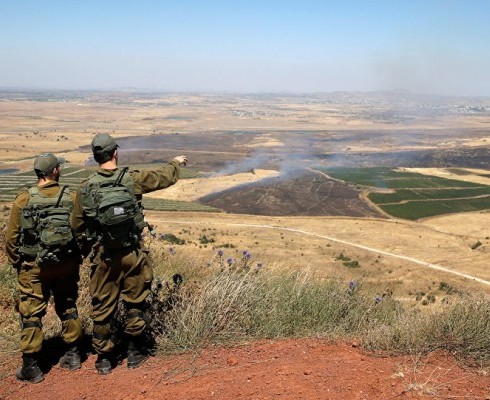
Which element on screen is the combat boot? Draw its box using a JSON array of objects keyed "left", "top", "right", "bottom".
[
  {"left": 95, "top": 354, "right": 112, "bottom": 375},
  {"left": 59, "top": 344, "right": 81, "bottom": 370},
  {"left": 16, "top": 354, "right": 44, "bottom": 384},
  {"left": 127, "top": 337, "right": 149, "bottom": 369}
]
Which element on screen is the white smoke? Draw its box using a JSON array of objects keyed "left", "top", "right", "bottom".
[
  {"left": 211, "top": 148, "right": 270, "bottom": 177},
  {"left": 212, "top": 135, "right": 321, "bottom": 179}
]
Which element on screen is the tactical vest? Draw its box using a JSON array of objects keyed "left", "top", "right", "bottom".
[
  {"left": 81, "top": 167, "right": 145, "bottom": 250},
  {"left": 19, "top": 185, "right": 75, "bottom": 263}
]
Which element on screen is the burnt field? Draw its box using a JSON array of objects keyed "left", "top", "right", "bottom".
[{"left": 199, "top": 171, "right": 384, "bottom": 217}]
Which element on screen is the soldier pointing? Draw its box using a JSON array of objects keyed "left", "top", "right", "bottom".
[{"left": 71, "top": 133, "right": 187, "bottom": 374}]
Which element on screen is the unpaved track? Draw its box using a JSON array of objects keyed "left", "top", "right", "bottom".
[{"left": 151, "top": 216, "right": 490, "bottom": 287}]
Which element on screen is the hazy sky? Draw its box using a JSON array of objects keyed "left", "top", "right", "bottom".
[{"left": 1, "top": 0, "right": 489, "bottom": 95}]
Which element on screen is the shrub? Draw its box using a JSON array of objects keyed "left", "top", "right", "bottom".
[
  {"left": 199, "top": 234, "right": 215, "bottom": 245},
  {"left": 159, "top": 233, "right": 186, "bottom": 245}
]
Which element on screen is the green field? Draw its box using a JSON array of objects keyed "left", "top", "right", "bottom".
[
  {"left": 323, "top": 167, "right": 490, "bottom": 220},
  {"left": 0, "top": 165, "right": 217, "bottom": 212}
]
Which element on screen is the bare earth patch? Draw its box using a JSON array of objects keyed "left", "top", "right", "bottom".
[{"left": 1, "top": 339, "right": 488, "bottom": 400}]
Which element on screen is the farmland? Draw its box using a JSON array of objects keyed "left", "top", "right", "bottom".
[{"left": 324, "top": 167, "right": 490, "bottom": 220}]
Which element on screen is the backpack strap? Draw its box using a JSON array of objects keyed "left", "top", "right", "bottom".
[
  {"left": 55, "top": 185, "right": 69, "bottom": 208},
  {"left": 114, "top": 167, "right": 129, "bottom": 187}
]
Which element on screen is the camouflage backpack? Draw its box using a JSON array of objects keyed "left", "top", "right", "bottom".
[
  {"left": 20, "top": 185, "right": 75, "bottom": 263},
  {"left": 81, "top": 167, "right": 145, "bottom": 249}
]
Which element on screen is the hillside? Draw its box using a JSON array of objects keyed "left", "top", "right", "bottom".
[{"left": 2, "top": 92, "right": 490, "bottom": 398}]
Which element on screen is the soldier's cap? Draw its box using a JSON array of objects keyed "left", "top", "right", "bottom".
[
  {"left": 91, "top": 133, "right": 119, "bottom": 154},
  {"left": 33, "top": 153, "right": 65, "bottom": 176}
]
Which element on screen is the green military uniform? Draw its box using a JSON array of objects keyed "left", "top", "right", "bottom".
[
  {"left": 6, "top": 181, "right": 83, "bottom": 354},
  {"left": 71, "top": 162, "right": 180, "bottom": 355}
]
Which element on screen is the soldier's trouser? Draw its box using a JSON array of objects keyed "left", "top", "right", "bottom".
[
  {"left": 89, "top": 245, "right": 153, "bottom": 355},
  {"left": 17, "top": 259, "right": 82, "bottom": 354}
]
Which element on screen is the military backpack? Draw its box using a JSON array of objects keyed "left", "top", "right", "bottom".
[
  {"left": 81, "top": 167, "right": 145, "bottom": 249},
  {"left": 20, "top": 185, "right": 75, "bottom": 263}
]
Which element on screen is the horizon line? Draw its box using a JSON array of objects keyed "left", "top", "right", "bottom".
[{"left": 0, "top": 86, "right": 489, "bottom": 99}]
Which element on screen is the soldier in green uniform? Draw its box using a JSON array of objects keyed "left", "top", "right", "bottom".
[
  {"left": 71, "top": 133, "right": 187, "bottom": 375},
  {"left": 6, "top": 154, "right": 83, "bottom": 383}
]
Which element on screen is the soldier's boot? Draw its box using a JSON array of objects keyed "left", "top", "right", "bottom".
[
  {"left": 59, "top": 344, "right": 81, "bottom": 370},
  {"left": 16, "top": 354, "right": 44, "bottom": 384},
  {"left": 95, "top": 354, "right": 112, "bottom": 375},
  {"left": 127, "top": 337, "right": 149, "bottom": 369}
]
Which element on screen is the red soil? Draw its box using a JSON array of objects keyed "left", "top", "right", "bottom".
[{"left": 1, "top": 339, "right": 489, "bottom": 400}]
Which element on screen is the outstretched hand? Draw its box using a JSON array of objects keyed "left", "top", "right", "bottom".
[{"left": 173, "top": 155, "right": 188, "bottom": 167}]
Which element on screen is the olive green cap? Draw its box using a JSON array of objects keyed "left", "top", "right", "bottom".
[
  {"left": 91, "top": 133, "right": 119, "bottom": 153},
  {"left": 33, "top": 153, "right": 65, "bottom": 176}
]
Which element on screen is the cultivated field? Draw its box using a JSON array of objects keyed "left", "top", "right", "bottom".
[{"left": 326, "top": 166, "right": 490, "bottom": 219}]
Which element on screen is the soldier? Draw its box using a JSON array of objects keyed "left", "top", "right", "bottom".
[
  {"left": 71, "top": 133, "right": 187, "bottom": 375},
  {"left": 6, "top": 153, "right": 83, "bottom": 383}
]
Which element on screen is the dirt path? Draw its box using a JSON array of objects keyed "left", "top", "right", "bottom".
[{"left": 154, "top": 218, "right": 490, "bottom": 287}]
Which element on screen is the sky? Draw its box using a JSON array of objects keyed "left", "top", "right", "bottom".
[{"left": 1, "top": 0, "right": 489, "bottom": 95}]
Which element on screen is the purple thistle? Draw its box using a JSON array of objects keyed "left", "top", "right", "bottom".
[
  {"left": 348, "top": 280, "right": 357, "bottom": 291},
  {"left": 227, "top": 257, "right": 234, "bottom": 266},
  {"left": 242, "top": 250, "right": 252, "bottom": 260},
  {"left": 375, "top": 296, "right": 383, "bottom": 304},
  {"left": 217, "top": 249, "right": 224, "bottom": 257},
  {"left": 169, "top": 246, "right": 176, "bottom": 255}
]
